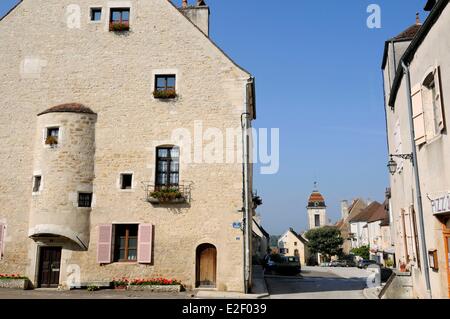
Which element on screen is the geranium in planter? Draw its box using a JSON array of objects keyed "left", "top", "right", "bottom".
[
  {"left": 109, "top": 22, "right": 130, "bottom": 32},
  {"left": 149, "top": 188, "right": 184, "bottom": 203},
  {"left": 45, "top": 135, "right": 58, "bottom": 147},
  {"left": 153, "top": 89, "right": 177, "bottom": 99},
  {"left": 112, "top": 277, "right": 129, "bottom": 290},
  {"left": 128, "top": 277, "right": 182, "bottom": 292}
]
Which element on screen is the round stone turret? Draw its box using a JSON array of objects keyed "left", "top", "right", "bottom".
[{"left": 28, "top": 104, "right": 97, "bottom": 249}]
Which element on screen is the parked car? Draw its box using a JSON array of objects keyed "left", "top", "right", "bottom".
[
  {"left": 357, "top": 259, "right": 379, "bottom": 269},
  {"left": 264, "top": 255, "right": 301, "bottom": 275}
]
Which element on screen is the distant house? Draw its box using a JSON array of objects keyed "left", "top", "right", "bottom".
[
  {"left": 336, "top": 199, "right": 368, "bottom": 255},
  {"left": 277, "top": 228, "right": 311, "bottom": 266},
  {"left": 252, "top": 219, "right": 270, "bottom": 263},
  {"left": 349, "top": 201, "right": 383, "bottom": 249},
  {"left": 367, "top": 201, "right": 391, "bottom": 264}
]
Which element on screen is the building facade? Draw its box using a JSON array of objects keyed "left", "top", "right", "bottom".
[
  {"left": 0, "top": 0, "right": 256, "bottom": 293},
  {"left": 382, "top": 0, "right": 450, "bottom": 298}
]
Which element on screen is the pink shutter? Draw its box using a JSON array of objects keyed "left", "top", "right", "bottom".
[
  {"left": 137, "top": 224, "right": 153, "bottom": 264},
  {"left": 0, "top": 223, "right": 4, "bottom": 260},
  {"left": 97, "top": 224, "right": 112, "bottom": 264}
]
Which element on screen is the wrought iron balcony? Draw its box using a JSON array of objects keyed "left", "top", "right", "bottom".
[{"left": 145, "top": 184, "right": 190, "bottom": 205}]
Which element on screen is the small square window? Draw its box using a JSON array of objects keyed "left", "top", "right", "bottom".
[
  {"left": 120, "top": 174, "right": 133, "bottom": 190},
  {"left": 154, "top": 75, "right": 177, "bottom": 99},
  {"left": 33, "top": 176, "right": 41, "bottom": 192},
  {"left": 45, "top": 127, "right": 59, "bottom": 146},
  {"left": 78, "top": 193, "right": 92, "bottom": 208},
  {"left": 91, "top": 8, "right": 102, "bottom": 21}
]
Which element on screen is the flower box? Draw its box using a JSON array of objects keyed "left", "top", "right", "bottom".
[
  {"left": 109, "top": 22, "right": 130, "bottom": 32},
  {"left": 153, "top": 89, "right": 177, "bottom": 99},
  {"left": 0, "top": 276, "right": 31, "bottom": 290},
  {"left": 148, "top": 188, "right": 187, "bottom": 204},
  {"left": 45, "top": 135, "right": 58, "bottom": 147},
  {"left": 127, "top": 284, "right": 181, "bottom": 293}
]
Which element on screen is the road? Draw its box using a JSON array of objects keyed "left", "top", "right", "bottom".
[{"left": 265, "top": 266, "right": 370, "bottom": 299}]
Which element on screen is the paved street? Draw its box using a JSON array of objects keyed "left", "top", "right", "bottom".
[
  {"left": 0, "top": 288, "right": 195, "bottom": 299},
  {"left": 265, "top": 266, "right": 370, "bottom": 299}
]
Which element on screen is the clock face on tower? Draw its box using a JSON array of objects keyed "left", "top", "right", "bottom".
[{"left": 314, "top": 202, "right": 319, "bottom": 207}]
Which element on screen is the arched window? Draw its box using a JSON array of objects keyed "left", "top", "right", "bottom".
[{"left": 156, "top": 146, "right": 179, "bottom": 188}]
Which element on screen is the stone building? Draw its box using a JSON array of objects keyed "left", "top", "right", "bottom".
[
  {"left": 382, "top": 0, "right": 450, "bottom": 298},
  {"left": 0, "top": 0, "right": 256, "bottom": 293}
]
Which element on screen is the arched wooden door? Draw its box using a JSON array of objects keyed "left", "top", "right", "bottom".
[{"left": 196, "top": 244, "right": 217, "bottom": 288}]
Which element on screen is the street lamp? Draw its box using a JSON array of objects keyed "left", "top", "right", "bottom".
[{"left": 387, "top": 153, "right": 413, "bottom": 176}]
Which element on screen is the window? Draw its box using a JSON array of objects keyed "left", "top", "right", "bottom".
[
  {"left": 156, "top": 147, "right": 179, "bottom": 187},
  {"left": 110, "top": 8, "right": 130, "bottom": 31},
  {"left": 120, "top": 173, "right": 133, "bottom": 190},
  {"left": 155, "top": 75, "right": 176, "bottom": 93},
  {"left": 422, "top": 68, "right": 445, "bottom": 140},
  {"left": 90, "top": 8, "right": 102, "bottom": 21},
  {"left": 154, "top": 75, "right": 176, "bottom": 99},
  {"left": 294, "top": 241, "right": 297, "bottom": 246},
  {"left": 78, "top": 193, "right": 92, "bottom": 208},
  {"left": 315, "top": 214, "right": 320, "bottom": 227},
  {"left": 33, "top": 175, "right": 41, "bottom": 192},
  {"left": 45, "top": 127, "right": 59, "bottom": 146},
  {"left": 114, "top": 224, "right": 138, "bottom": 262}
]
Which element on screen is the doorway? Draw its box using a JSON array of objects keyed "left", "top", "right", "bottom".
[
  {"left": 444, "top": 232, "right": 450, "bottom": 298},
  {"left": 38, "top": 247, "right": 62, "bottom": 288},
  {"left": 196, "top": 244, "right": 217, "bottom": 288}
]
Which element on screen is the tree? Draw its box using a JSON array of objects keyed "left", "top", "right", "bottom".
[
  {"left": 304, "top": 226, "right": 344, "bottom": 262},
  {"left": 350, "top": 245, "right": 370, "bottom": 260}
]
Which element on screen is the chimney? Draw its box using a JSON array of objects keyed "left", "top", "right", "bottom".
[
  {"left": 341, "top": 200, "right": 349, "bottom": 220},
  {"left": 424, "top": 0, "right": 437, "bottom": 12},
  {"left": 416, "top": 12, "right": 421, "bottom": 25},
  {"left": 180, "top": 0, "right": 210, "bottom": 36}
]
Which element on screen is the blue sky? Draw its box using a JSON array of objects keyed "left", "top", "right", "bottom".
[{"left": 1, "top": 0, "right": 428, "bottom": 235}]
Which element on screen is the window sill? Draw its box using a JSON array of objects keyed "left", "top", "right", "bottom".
[
  {"left": 118, "top": 189, "right": 134, "bottom": 193},
  {"left": 32, "top": 191, "right": 42, "bottom": 196}
]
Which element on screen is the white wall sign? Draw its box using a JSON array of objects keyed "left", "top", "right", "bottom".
[{"left": 431, "top": 193, "right": 450, "bottom": 215}]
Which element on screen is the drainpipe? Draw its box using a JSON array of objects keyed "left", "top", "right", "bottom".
[
  {"left": 402, "top": 61, "right": 432, "bottom": 299},
  {"left": 241, "top": 78, "right": 254, "bottom": 294},
  {"left": 241, "top": 110, "right": 250, "bottom": 294}
]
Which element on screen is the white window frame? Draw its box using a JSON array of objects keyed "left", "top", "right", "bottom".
[
  {"left": 43, "top": 125, "right": 62, "bottom": 149},
  {"left": 88, "top": 6, "right": 103, "bottom": 24},
  {"left": 152, "top": 69, "right": 180, "bottom": 100},
  {"left": 118, "top": 172, "right": 134, "bottom": 192},
  {"left": 32, "top": 172, "right": 43, "bottom": 195}
]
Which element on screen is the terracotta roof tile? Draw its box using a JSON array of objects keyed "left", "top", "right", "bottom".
[
  {"left": 349, "top": 201, "right": 382, "bottom": 223},
  {"left": 390, "top": 24, "right": 422, "bottom": 41}
]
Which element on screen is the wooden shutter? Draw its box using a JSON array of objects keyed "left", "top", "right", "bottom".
[
  {"left": 411, "top": 83, "right": 426, "bottom": 145},
  {"left": 0, "top": 223, "right": 4, "bottom": 260},
  {"left": 137, "top": 224, "right": 153, "bottom": 264},
  {"left": 434, "top": 66, "right": 446, "bottom": 132},
  {"left": 97, "top": 224, "right": 112, "bottom": 264}
]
